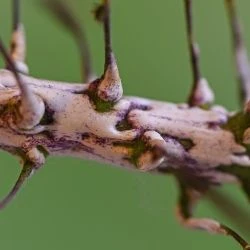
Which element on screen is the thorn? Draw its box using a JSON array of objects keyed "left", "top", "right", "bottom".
[
  {"left": 0, "top": 38, "right": 45, "bottom": 130},
  {"left": 9, "top": 0, "right": 29, "bottom": 74},
  {"left": 225, "top": 0, "right": 250, "bottom": 107},
  {"left": 0, "top": 161, "right": 33, "bottom": 210},
  {"left": 220, "top": 224, "right": 250, "bottom": 250},
  {"left": 189, "top": 78, "right": 214, "bottom": 107},
  {"left": 183, "top": 0, "right": 214, "bottom": 107},
  {"left": 0, "top": 147, "right": 45, "bottom": 210},
  {"left": 41, "top": 0, "right": 95, "bottom": 82},
  {"left": 97, "top": 53, "right": 123, "bottom": 102},
  {"left": 93, "top": 0, "right": 123, "bottom": 103},
  {"left": 176, "top": 182, "right": 250, "bottom": 249}
]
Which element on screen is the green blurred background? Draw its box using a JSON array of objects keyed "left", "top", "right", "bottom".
[{"left": 0, "top": 1, "right": 250, "bottom": 250}]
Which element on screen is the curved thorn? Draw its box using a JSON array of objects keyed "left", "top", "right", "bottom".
[
  {"left": 176, "top": 183, "right": 250, "bottom": 249},
  {"left": 94, "top": 0, "right": 122, "bottom": 103},
  {"left": 225, "top": 0, "right": 250, "bottom": 107},
  {"left": 221, "top": 224, "right": 250, "bottom": 250},
  {"left": 0, "top": 162, "right": 33, "bottom": 210},
  {"left": 41, "top": 0, "right": 95, "bottom": 83},
  {"left": 0, "top": 38, "right": 45, "bottom": 129}
]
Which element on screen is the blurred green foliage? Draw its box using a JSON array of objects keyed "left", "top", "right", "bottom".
[{"left": 0, "top": 1, "right": 250, "bottom": 250}]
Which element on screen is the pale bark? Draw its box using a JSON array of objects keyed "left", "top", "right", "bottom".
[{"left": 0, "top": 69, "right": 248, "bottom": 174}]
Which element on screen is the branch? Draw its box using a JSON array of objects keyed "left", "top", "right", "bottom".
[
  {"left": 0, "top": 0, "right": 250, "bottom": 249},
  {"left": 0, "top": 69, "right": 250, "bottom": 247}
]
